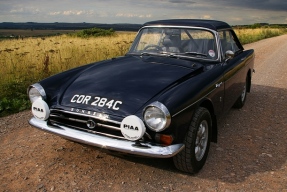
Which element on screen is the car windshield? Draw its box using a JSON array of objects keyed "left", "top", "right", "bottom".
[{"left": 128, "top": 27, "right": 218, "bottom": 60}]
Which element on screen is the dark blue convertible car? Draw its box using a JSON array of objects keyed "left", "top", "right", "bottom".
[{"left": 28, "top": 19, "right": 255, "bottom": 173}]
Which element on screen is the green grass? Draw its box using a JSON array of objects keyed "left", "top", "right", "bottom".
[
  {"left": 70, "top": 27, "right": 115, "bottom": 38},
  {"left": 0, "top": 29, "right": 80, "bottom": 39}
]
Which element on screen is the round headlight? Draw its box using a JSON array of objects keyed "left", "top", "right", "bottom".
[
  {"left": 143, "top": 102, "right": 171, "bottom": 132},
  {"left": 28, "top": 83, "right": 46, "bottom": 103}
]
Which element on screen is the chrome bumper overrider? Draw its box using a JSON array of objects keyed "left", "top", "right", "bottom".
[{"left": 29, "top": 117, "right": 185, "bottom": 158}]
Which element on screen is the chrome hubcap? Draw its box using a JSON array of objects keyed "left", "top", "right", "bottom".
[{"left": 195, "top": 120, "right": 208, "bottom": 161}]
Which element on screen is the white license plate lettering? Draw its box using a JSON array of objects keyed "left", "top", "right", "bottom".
[{"left": 73, "top": 95, "right": 122, "bottom": 110}]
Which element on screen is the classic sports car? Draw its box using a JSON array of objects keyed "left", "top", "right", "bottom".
[{"left": 28, "top": 19, "right": 255, "bottom": 173}]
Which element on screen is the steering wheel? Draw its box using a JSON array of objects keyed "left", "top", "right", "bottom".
[
  {"left": 182, "top": 39, "right": 199, "bottom": 51},
  {"left": 143, "top": 44, "right": 162, "bottom": 51}
]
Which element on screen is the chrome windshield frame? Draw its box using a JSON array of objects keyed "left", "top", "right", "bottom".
[{"left": 128, "top": 25, "right": 221, "bottom": 62}]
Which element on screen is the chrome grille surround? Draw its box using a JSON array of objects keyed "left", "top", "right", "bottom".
[
  {"left": 49, "top": 109, "right": 125, "bottom": 139},
  {"left": 48, "top": 109, "right": 151, "bottom": 140}
]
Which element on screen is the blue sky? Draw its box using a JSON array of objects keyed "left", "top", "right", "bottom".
[{"left": 0, "top": 0, "right": 286, "bottom": 25}]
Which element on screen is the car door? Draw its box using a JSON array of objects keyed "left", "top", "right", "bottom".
[{"left": 220, "top": 30, "right": 246, "bottom": 111}]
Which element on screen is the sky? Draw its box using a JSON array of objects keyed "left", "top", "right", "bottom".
[{"left": 0, "top": 0, "right": 286, "bottom": 25}]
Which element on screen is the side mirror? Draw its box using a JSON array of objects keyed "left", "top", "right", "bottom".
[{"left": 225, "top": 50, "right": 234, "bottom": 61}]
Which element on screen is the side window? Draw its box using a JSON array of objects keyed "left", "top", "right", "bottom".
[{"left": 219, "top": 30, "right": 240, "bottom": 55}]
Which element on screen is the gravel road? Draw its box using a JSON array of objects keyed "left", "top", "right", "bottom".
[{"left": 1, "top": 35, "right": 287, "bottom": 192}]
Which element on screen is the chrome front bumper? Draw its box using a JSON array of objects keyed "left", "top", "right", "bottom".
[{"left": 29, "top": 117, "right": 185, "bottom": 158}]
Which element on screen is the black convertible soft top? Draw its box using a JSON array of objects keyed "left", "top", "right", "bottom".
[{"left": 143, "top": 19, "right": 231, "bottom": 31}]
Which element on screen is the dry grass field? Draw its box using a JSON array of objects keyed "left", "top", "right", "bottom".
[
  {"left": 234, "top": 28, "right": 286, "bottom": 44},
  {"left": 1, "top": 32, "right": 135, "bottom": 78},
  {"left": 0, "top": 28, "right": 286, "bottom": 116},
  {"left": 0, "top": 32, "right": 136, "bottom": 115}
]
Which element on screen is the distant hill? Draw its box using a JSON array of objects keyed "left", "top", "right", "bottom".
[
  {"left": 1, "top": 22, "right": 286, "bottom": 31},
  {"left": 0, "top": 22, "right": 142, "bottom": 31}
]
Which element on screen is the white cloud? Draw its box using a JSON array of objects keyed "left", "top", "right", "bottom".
[
  {"left": 10, "top": 6, "right": 40, "bottom": 14},
  {"left": 202, "top": 15, "right": 212, "bottom": 19},
  {"left": 1, "top": 0, "right": 286, "bottom": 24},
  {"left": 51, "top": 10, "right": 94, "bottom": 16},
  {"left": 10, "top": 8, "right": 24, "bottom": 13},
  {"left": 63, "top": 10, "right": 75, "bottom": 16},
  {"left": 49, "top": 12, "right": 61, "bottom": 16},
  {"left": 116, "top": 13, "right": 152, "bottom": 18},
  {"left": 231, "top": 17, "right": 243, "bottom": 22}
]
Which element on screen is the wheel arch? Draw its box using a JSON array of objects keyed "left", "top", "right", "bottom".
[
  {"left": 199, "top": 99, "right": 217, "bottom": 143},
  {"left": 247, "top": 69, "right": 252, "bottom": 92}
]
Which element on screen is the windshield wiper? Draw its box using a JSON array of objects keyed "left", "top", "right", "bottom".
[
  {"left": 140, "top": 52, "right": 163, "bottom": 56},
  {"left": 180, "top": 52, "right": 207, "bottom": 57},
  {"left": 142, "top": 51, "right": 202, "bottom": 59},
  {"left": 140, "top": 51, "right": 180, "bottom": 58},
  {"left": 139, "top": 51, "right": 208, "bottom": 60}
]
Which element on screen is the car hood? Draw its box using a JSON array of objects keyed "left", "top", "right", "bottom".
[{"left": 60, "top": 56, "right": 202, "bottom": 117}]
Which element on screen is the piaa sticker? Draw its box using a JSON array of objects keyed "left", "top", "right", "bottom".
[{"left": 120, "top": 115, "right": 146, "bottom": 141}]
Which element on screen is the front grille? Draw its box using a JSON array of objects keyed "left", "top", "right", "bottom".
[{"left": 49, "top": 109, "right": 125, "bottom": 139}]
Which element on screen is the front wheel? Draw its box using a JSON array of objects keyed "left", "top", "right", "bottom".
[{"left": 173, "top": 107, "right": 212, "bottom": 173}]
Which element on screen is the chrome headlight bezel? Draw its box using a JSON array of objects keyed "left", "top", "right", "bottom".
[
  {"left": 28, "top": 83, "right": 47, "bottom": 103},
  {"left": 143, "top": 101, "right": 171, "bottom": 132}
]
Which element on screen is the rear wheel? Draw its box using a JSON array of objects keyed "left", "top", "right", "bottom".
[
  {"left": 173, "top": 107, "right": 211, "bottom": 173},
  {"left": 233, "top": 76, "right": 248, "bottom": 109}
]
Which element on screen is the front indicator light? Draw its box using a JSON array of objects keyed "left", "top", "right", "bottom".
[{"left": 155, "top": 134, "right": 174, "bottom": 145}]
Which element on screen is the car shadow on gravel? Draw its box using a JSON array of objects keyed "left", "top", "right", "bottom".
[
  {"left": 94, "top": 84, "right": 287, "bottom": 183},
  {"left": 195, "top": 84, "right": 287, "bottom": 183}
]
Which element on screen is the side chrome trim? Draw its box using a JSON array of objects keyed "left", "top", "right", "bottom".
[
  {"left": 172, "top": 87, "right": 217, "bottom": 117},
  {"left": 29, "top": 117, "right": 184, "bottom": 158}
]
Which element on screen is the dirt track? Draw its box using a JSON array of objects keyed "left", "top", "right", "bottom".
[{"left": 1, "top": 35, "right": 287, "bottom": 192}]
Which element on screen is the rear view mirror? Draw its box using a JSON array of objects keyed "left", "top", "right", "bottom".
[{"left": 225, "top": 50, "right": 234, "bottom": 61}]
